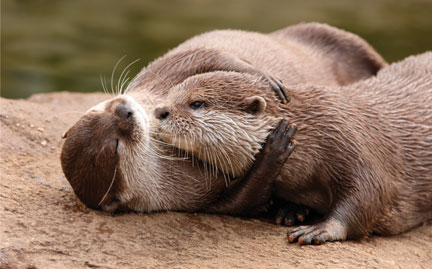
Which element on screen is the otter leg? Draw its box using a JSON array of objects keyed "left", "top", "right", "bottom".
[
  {"left": 154, "top": 48, "right": 289, "bottom": 103},
  {"left": 206, "top": 120, "right": 296, "bottom": 215},
  {"left": 288, "top": 217, "right": 348, "bottom": 245},
  {"left": 287, "top": 176, "right": 379, "bottom": 245},
  {"left": 239, "top": 67, "right": 289, "bottom": 103},
  {"left": 275, "top": 202, "right": 311, "bottom": 226},
  {"left": 215, "top": 55, "right": 289, "bottom": 103},
  {"left": 199, "top": 50, "right": 290, "bottom": 103},
  {"left": 202, "top": 51, "right": 289, "bottom": 103}
]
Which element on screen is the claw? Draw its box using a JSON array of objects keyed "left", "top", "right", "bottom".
[
  {"left": 275, "top": 202, "right": 309, "bottom": 226},
  {"left": 268, "top": 77, "right": 289, "bottom": 104},
  {"left": 286, "top": 218, "right": 348, "bottom": 245},
  {"left": 276, "top": 79, "right": 290, "bottom": 104}
]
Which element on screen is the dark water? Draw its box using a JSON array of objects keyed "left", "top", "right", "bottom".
[{"left": 2, "top": 0, "right": 432, "bottom": 99}]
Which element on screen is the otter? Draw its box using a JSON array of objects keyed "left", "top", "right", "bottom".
[
  {"left": 61, "top": 94, "right": 296, "bottom": 214},
  {"left": 156, "top": 52, "right": 432, "bottom": 244},
  {"left": 61, "top": 23, "right": 386, "bottom": 217}
]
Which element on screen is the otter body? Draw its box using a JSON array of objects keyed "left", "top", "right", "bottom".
[
  {"left": 158, "top": 52, "right": 432, "bottom": 244},
  {"left": 283, "top": 52, "right": 432, "bottom": 243},
  {"left": 129, "top": 22, "right": 386, "bottom": 98},
  {"left": 61, "top": 23, "right": 386, "bottom": 218}
]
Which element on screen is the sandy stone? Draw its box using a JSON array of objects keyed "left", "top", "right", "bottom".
[{"left": 0, "top": 92, "right": 431, "bottom": 268}]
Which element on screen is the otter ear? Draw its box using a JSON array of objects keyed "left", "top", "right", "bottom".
[{"left": 244, "top": 96, "right": 266, "bottom": 115}]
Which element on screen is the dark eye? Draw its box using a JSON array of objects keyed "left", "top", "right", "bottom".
[{"left": 189, "top": 101, "right": 205, "bottom": 110}]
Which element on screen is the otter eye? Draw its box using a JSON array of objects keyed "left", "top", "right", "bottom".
[{"left": 189, "top": 101, "right": 205, "bottom": 110}]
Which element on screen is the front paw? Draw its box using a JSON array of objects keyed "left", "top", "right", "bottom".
[
  {"left": 287, "top": 218, "right": 347, "bottom": 245},
  {"left": 263, "top": 119, "right": 296, "bottom": 164},
  {"left": 265, "top": 75, "right": 289, "bottom": 104},
  {"left": 246, "top": 69, "right": 289, "bottom": 104}
]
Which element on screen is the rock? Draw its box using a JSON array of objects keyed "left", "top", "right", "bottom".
[{"left": 0, "top": 92, "right": 430, "bottom": 268}]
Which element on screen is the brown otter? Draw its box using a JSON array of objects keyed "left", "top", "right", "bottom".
[
  {"left": 128, "top": 22, "right": 386, "bottom": 97},
  {"left": 61, "top": 23, "right": 386, "bottom": 217},
  {"left": 156, "top": 52, "right": 432, "bottom": 244},
  {"left": 61, "top": 94, "right": 296, "bottom": 214}
]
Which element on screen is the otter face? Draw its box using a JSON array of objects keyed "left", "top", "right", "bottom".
[
  {"left": 61, "top": 94, "right": 170, "bottom": 213},
  {"left": 154, "top": 72, "right": 281, "bottom": 177},
  {"left": 62, "top": 92, "right": 232, "bottom": 213}
]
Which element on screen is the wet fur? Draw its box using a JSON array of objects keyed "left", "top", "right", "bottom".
[
  {"left": 161, "top": 52, "right": 432, "bottom": 240},
  {"left": 129, "top": 22, "right": 386, "bottom": 96},
  {"left": 61, "top": 23, "right": 388, "bottom": 215}
]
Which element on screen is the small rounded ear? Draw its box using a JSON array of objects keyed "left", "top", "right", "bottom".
[{"left": 244, "top": 96, "right": 266, "bottom": 115}]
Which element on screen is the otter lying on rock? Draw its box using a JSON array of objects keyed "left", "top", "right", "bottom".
[
  {"left": 157, "top": 52, "right": 432, "bottom": 244},
  {"left": 61, "top": 23, "right": 386, "bottom": 223}
]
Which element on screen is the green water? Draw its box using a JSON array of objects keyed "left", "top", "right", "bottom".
[{"left": 2, "top": 0, "right": 431, "bottom": 99}]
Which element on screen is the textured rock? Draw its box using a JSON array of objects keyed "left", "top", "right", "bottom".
[{"left": 0, "top": 92, "right": 431, "bottom": 268}]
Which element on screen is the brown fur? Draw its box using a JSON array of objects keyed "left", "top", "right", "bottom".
[
  {"left": 269, "top": 23, "right": 386, "bottom": 85},
  {"left": 61, "top": 100, "right": 125, "bottom": 210},
  {"left": 128, "top": 22, "right": 386, "bottom": 97},
  {"left": 62, "top": 93, "right": 235, "bottom": 212},
  {"left": 61, "top": 23, "right": 387, "bottom": 215},
  {"left": 158, "top": 52, "right": 432, "bottom": 242}
]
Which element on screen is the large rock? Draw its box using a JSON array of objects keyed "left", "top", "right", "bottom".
[{"left": 0, "top": 92, "right": 431, "bottom": 268}]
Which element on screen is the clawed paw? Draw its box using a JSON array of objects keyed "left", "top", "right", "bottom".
[
  {"left": 287, "top": 219, "right": 347, "bottom": 245},
  {"left": 288, "top": 225, "right": 330, "bottom": 245},
  {"left": 265, "top": 120, "right": 296, "bottom": 158},
  {"left": 275, "top": 203, "right": 310, "bottom": 226},
  {"left": 250, "top": 69, "right": 289, "bottom": 103},
  {"left": 266, "top": 76, "right": 289, "bottom": 104}
]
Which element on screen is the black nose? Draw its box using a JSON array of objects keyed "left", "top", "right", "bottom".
[
  {"left": 154, "top": 107, "right": 170, "bottom": 120},
  {"left": 115, "top": 103, "right": 133, "bottom": 120}
]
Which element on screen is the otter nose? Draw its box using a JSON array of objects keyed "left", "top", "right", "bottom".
[
  {"left": 115, "top": 103, "right": 133, "bottom": 120},
  {"left": 154, "top": 107, "right": 170, "bottom": 120}
]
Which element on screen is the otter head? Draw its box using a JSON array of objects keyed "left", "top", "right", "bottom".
[
  {"left": 155, "top": 71, "right": 284, "bottom": 178},
  {"left": 61, "top": 92, "right": 231, "bottom": 213},
  {"left": 61, "top": 94, "right": 162, "bottom": 212}
]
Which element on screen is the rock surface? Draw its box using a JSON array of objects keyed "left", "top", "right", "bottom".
[{"left": 1, "top": 92, "right": 431, "bottom": 268}]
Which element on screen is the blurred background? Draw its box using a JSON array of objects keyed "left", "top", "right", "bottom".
[{"left": 2, "top": 0, "right": 432, "bottom": 99}]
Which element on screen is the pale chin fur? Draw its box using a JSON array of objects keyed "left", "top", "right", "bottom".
[
  {"left": 110, "top": 94, "right": 169, "bottom": 212},
  {"left": 117, "top": 94, "right": 221, "bottom": 212},
  {"left": 159, "top": 109, "right": 279, "bottom": 178}
]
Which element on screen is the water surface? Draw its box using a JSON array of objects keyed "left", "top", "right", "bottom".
[{"left": 2, "top": 0, "right": 431, "bottom": 98}]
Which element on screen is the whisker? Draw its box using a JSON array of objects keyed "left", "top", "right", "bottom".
[
  {"left": 100, "top": 74, "right": 107, "bottom": 95},
  {"left": 98, "top": 165, "right": 117, "bottom": 206},
  {"left": 101, "top": 74, "right": 111, "bottom": 96},
  {"left": 118, "top": 58, "right": 140, "bottom": 95},
  {"left": 120, "top": 76, "right": 131, "bottom": 95},
  {"left": 111, "top": 55, "right": 126, "bottom": 95}
]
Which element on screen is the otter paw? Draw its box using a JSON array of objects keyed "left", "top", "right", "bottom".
[
  {"left": 287, "top": 219, "right": 347, "bottom": 245},
  {"left": 248, "top": 69, "right": 288, "bottom": 103},
  {"left": 264, "top": 120, "right": 296, "bottom": 162},
  {"left": 268, "top": 76, "right": 289, "bottom": 104},
  {"left": 275, "top": 203, "right": 310, "bottom": 226}
]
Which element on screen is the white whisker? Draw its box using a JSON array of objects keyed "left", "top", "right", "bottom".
[
  {"left": 118, "top": 58, "right": 140, "bottom": 94},
  {"left": 98, "top": 165, "right": 117, "bottom": 206},
  {"left": 111, "top": 55, "right": 126, "bottom": 95}
]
